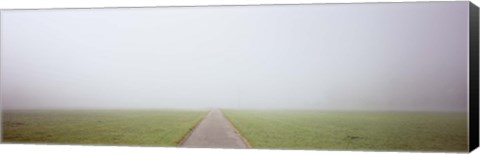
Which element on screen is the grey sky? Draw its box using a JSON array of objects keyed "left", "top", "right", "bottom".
[{"left": 0, "top": 2, "right": 469, "bottom": 111}]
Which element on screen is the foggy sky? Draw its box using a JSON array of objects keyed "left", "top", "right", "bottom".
[{"left": 0, "top": 2, "right": 470, "bottom": 111}]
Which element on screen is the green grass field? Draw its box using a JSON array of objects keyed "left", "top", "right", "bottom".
[
  {"left": 223, "top": 110, "right": 468, "bottom": 152},
  {"left": 2, "top": 109, "right": 207, "bottom": 146}
]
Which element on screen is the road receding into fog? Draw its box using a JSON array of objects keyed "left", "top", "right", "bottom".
[{"left": 180, "top": 109, "right": 249, "bottom": 148}]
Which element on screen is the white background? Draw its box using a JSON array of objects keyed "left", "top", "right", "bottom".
[{"left": 0, "top": 0, "right": 478, "bottom": 154}]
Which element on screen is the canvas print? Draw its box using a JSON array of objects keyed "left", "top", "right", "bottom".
[{"left": 0, "top": 1, "right": 475, "bottom": 152}]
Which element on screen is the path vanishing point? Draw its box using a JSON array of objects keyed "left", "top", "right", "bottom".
[{"left": 180, "top": 109, "right": 249, "bottom": 148}]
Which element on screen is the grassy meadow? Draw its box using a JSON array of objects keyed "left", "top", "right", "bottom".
[
  {"left": 223, "top": 110, "right": 468, "bottom": 152},
  {"left": 2, "top": 109, "right": 207, "bottom": 146}
]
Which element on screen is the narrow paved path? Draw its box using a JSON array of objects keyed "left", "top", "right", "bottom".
[{"left": 180, "top": 109, "right": 249, "bottom": 148}]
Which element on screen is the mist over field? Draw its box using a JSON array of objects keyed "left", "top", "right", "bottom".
[{"left": 0, "top": 2, "right": 469, "bottom": 111}]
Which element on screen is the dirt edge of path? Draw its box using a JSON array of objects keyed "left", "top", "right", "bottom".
[
  {"left": 220, "top": 109, "right": 252, "bottom": 148},
  {"left": 177, "top": 111, "right": 210, "bottom": 146}
]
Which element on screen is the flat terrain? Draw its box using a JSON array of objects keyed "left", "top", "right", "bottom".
[
  {"left": 181, "top": 109, "right": 248, "bottom": 148},
  {"left": 2, "top": 109, "right": 207, "bottom": 146},
  {"left": 223, "top": 110, "right": 468, "bottom": 152}
]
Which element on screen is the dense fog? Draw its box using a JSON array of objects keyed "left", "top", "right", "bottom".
[{"left": 1, "top": 2, "right": 469, "bottom": 111}]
